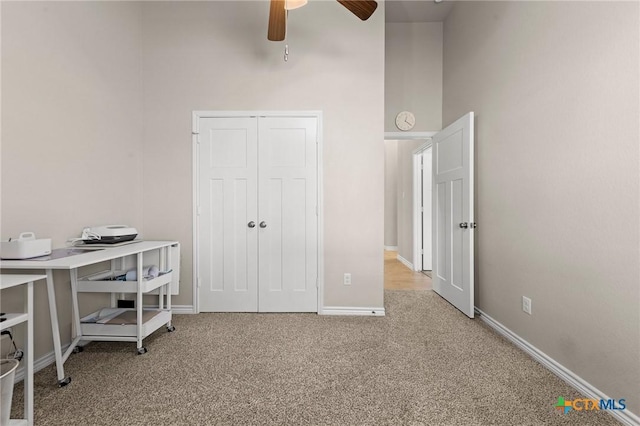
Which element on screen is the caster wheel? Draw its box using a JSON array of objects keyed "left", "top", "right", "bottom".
[
  {"left": 72, "top": 346, "right": 84, "bottom": 354},
  {"left": 58, "top": 377, "right": 72, "bottom": 387},
  {"left": 167, "top": 325, "right": 176, "bottom": 332},
  {"left": 137, "top": 347, "right": 148, "bottom": 355}
]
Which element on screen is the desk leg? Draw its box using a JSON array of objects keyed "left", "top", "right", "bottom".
[
  {"left": 136, "top": 253, "right": 145, "bottom": 354},
  {"left": 166, "top": 246, "right": 173, "bottom": 331},
  {"left": 69, "top": 269, "right": 82, "bottom": 343},
  {"left": 45, "top": 269, "right": 71, "bottom": 386},
  {"left": 159, "top": 247, "right": 165, "bottom": 310},
  {"left": 167, "top": 280, "right": 173, "bottom": 326},
  {"left": 25, "top": 280, "right": 33, "bottom": 425}
]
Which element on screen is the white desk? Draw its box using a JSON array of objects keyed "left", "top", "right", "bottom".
[
  {"left": 1, "top": 273, "right": 44, "bottom": 426},
  {"left": 1, "top": 241, "right": 178, "bottom": 386}
]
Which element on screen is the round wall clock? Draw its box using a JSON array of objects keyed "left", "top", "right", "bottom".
[{"left": 395, "top": 111, "right": 415, "bottom": 131}]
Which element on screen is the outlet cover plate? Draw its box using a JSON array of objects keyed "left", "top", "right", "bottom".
[
  {"left": 343, "top": 273, "right": 352, "bottom": 286},
  {"left": 522, "top": 296, "right": 532, "bottom": 315}
]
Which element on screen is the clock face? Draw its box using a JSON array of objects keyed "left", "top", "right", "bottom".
[{"left": 395, "top": 111, "right": 415, "bottom": 131}]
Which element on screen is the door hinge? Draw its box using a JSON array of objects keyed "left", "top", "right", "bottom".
[
  {"left": 197, "top": 205, "right": 202, "bottom": 216},
  {"left": 420, "top": 249, "right": 423, "bottom": 255},
  {"left": 316, "top": 278, "right": 319, "bottom": 288},
  {"left": 197, "top": 277, "right": 202, "bottom": 288},
  {"left": 316, "top": 205, "right": 318, "bottom": 216}
]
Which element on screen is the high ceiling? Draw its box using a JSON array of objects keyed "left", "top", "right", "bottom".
[{"left": 385, "top": 0, "right": 454, "bottom": 23}]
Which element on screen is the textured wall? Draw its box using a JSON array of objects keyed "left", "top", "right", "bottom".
[
  {"left": 443, "top": 1, "right": 640, "bottom": 414},
  {"left": 385, "top": 22, "right": 442, "bottom": 132},
  {"left": 1, "top": 2, "right": 144, "bottom": 359}
]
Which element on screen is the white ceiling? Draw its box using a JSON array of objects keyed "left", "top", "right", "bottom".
[{"left": 385, "top": 0, "right": 454, "bottom": 23}]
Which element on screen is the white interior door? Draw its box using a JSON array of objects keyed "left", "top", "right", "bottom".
[
  {"left": 258, "top": 117, "right": 318, "bottom": 312},
  {"left": 198, "top": 117, "right": 258, "bottom": 312},
  {"left": 422, "top": 148, "right": 432, "bottom": 271},
  {"left": 432, "top": 112, "right": 475, "bottom": 318}
]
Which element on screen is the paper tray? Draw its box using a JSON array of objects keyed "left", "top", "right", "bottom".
[{"left": 80, "top": 308, "right": 170, "bottom": 338}]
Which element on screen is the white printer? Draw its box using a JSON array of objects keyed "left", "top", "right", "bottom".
[{"left": 81, "top": 225, "right": 138, "bottom": 244}]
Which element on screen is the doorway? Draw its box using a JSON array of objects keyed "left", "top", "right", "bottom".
[
  {"left": 383, "top": 133, "right": 436, "bottom": 290},
  {"left": 383, "top": 113, "right": 475, "bottom": 317}
]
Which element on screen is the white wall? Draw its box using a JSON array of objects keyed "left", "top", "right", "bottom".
[
  {"left": 1, "top": 2, "right": 144, "bottom": 359},
  {"left": 443, "top": 1, "right": 639, "bottom": 415},
  {"left": 385, "top": 22, "right": 442, "bottom": 132},
  {"left": 384, "top": 140, "right": 398, "bottom": 248},
  {"left": 140, "top": 1, "right": 385, "bottom": 309}
]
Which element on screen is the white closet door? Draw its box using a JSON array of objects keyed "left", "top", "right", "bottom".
[
  {"left": 198, "top": 117, "right": 258, "bottom": 312},
  {"left": 257, "top": 117, "right": 318, "bottom": 312}
]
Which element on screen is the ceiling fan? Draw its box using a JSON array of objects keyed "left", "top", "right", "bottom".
[{"left": 267, "top": 0, "right": 378, "bottom": 41}]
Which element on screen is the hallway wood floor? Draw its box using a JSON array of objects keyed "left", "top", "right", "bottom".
[{"left": 384, "top": 250, "right": 432, "bottom": 291}]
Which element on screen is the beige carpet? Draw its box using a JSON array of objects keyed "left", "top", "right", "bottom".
[{"left": 11, "top": 291, "right": 618, "bottom": 425}]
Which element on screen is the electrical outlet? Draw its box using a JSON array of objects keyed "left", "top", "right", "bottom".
[
  {"left": 522, "top": 296, "right": 532, "bottom": 315},
  {"left": 343, "top": 273, "right": 352, "bottom": 286}
]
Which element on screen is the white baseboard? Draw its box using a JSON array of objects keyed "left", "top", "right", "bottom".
[
  {"left": 396, "top": 254, "right": 413, "bottom": 270},
  {"left": 172, "top": 305, "right": 196, "bottom": 314},
  {"left": 384, "top": 246, "right": 398, "bottom": 251},
  {"left": 476, "top": 308, "right": 640, "bottom": 426},
  {"left": 320, "top": 307, "right": 385, "bottom": 316}
]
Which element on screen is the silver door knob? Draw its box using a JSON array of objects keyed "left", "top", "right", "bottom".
[
  {"left": 459, "top": 222, "right": 468, "bottom": 229},
  {"left": 259, "top": 221, "right": 267, "bottom": 228},
  {"left": 248, "top": 221, "right": 256, "bottom": 228}
]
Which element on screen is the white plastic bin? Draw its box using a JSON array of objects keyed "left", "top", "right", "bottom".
[{"left": 0, "top": 359, "right": 19, "bottom": 426}]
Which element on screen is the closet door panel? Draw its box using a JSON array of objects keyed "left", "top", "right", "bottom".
[
  {"left": 258, "top": 117, "right": 318, "bottom": 312},
  {"left": 198, "top": 117, "right": 258, "bottom": 312}
]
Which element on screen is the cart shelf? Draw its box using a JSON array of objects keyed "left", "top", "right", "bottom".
[
  {"left": 77, "top": 271, "right": 172, "bottom": 293},
  {"left": 80, "top": 308, "right": 171, "bottom": 338}
]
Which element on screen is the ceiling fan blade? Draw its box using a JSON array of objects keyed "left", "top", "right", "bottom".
[
  {"left": 337, "top": 0, "right": 378, "bottom": 21},
  {"left": 268, "top": 0, "right": 287, "bottom": 41}
]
